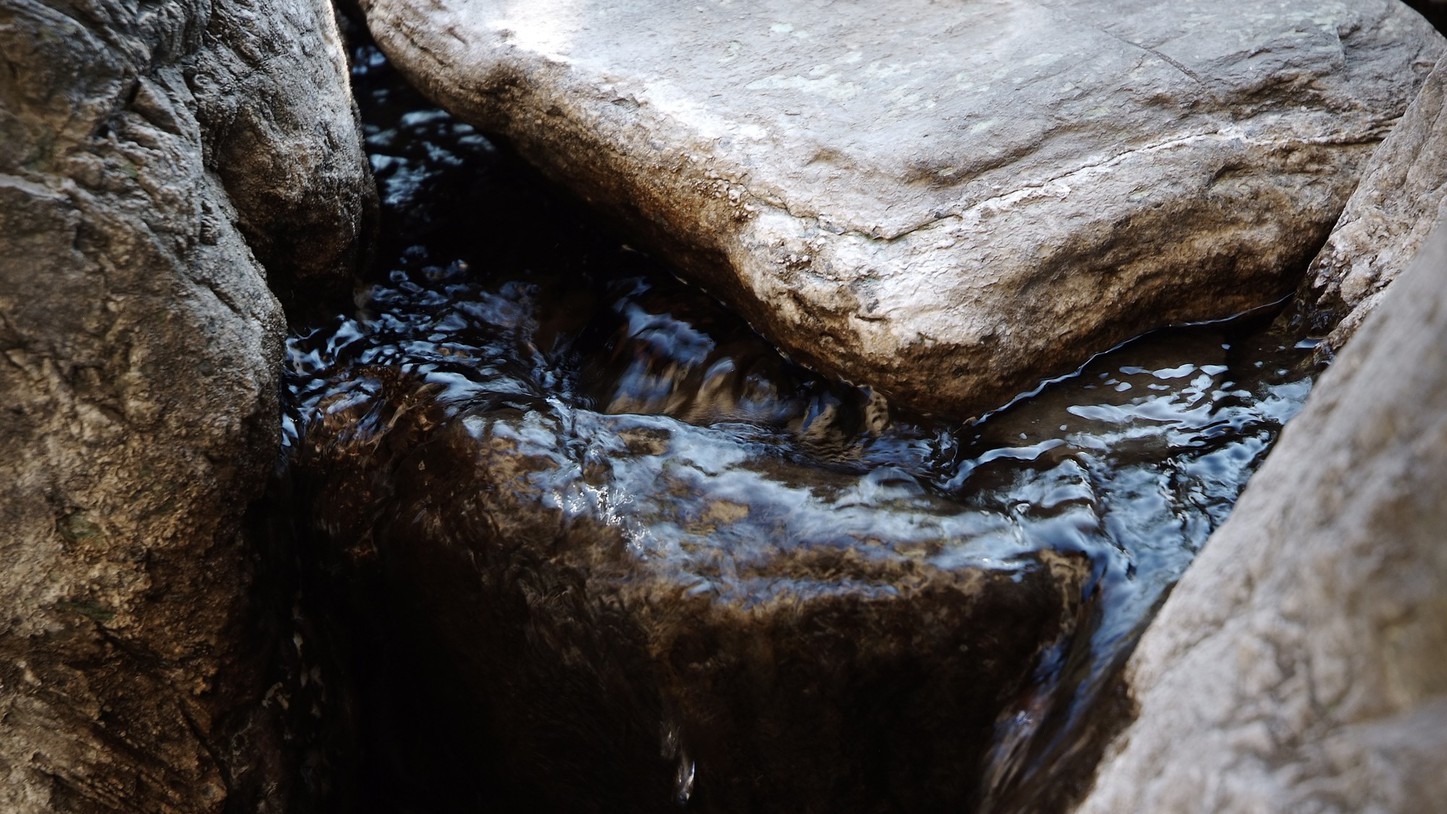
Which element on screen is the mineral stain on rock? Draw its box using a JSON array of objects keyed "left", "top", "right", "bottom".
[{"left": 276, "top": 42, "right": 1326, "bottom": 813}]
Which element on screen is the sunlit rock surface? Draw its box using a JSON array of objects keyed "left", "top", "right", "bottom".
[
  {"left": 0, "top": 0, "right": 371, "bottom": 810},
  {"left": 1075, "top": 224, "right": 1447, "bottom": 813},
  {"left": 1298, "top": 52, "right": 1447, "bottom": 352},
  {"left": 359, "top": 0, "right": 1441, "bottom": 418}
]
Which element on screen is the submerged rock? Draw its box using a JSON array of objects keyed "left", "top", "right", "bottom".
[
  {"left": 1074, "top": 224, "right": 1447, "bottom": 812},
  {"left": 1297, "top": 52, "right": 1447, "bottom": 352},
  {"left": 0, "top": 0, "right": 371, "bottom": 810},
  {"left": 295, "top": 368, "right": 1086, "bottom": 812},
  {"left": 359, "top": 0, "right": 1440, "bottom": 418}
]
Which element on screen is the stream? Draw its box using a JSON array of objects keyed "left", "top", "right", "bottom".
[{"left": 276, "top": 39, "right": 1323, "bottom": 813}]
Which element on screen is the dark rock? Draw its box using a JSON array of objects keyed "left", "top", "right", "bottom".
[
  {"left": 1075, "top": 223, "right": 1447, "bottom": 812},
  {"left": 294, "top": 369, "right": 1087, "bottom": 812},
  {"left": 192, "top": 0, "right": 378, "bottom": 305},
  {"left": 0, "top": 0, "right": 371, "bottom": 810}
]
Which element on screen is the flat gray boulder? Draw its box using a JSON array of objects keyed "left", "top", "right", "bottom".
[
  {"left": 1074, "top": 223, "right": 1447, "bottom": 813},
  {"left": 361, "top": 0, "right": 1441, "bottom": 417},
  {"left": 1298, "top": 51, "right": 1447, "bottom": 353}
]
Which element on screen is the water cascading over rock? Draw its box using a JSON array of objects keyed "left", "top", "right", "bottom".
[{"left": 277, "top": 39, "right": 1348, "bottom": 809}]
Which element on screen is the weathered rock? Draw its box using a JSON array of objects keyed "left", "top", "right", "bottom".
[
  {"left": 1073, "top": 222, "right": 1447, "bottom": 813},
  {"left": 0, "top": 0, "right": 372, "bottom": 811},
  {"left": 191, "top": 0, "right": 379, "bottom": 303},
  {"left": 294, "top": 368, "right": 1086, "bottom": 813},
  {"left": 1297, "top": 52, "right": 1447, "bottom": 352},
  {"left": 360, "top": 0, "right": 1441, "bottom": 418}
]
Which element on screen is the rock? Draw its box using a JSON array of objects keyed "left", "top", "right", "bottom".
[
  {"left": 294, "top": 369, "right": 1087, "bottom": 812},
  {"left": 0, "top": 0, "right": 371, "bottom": 811},
  {"left": 192, "top": 0, "right": 379, "bottom": 304},
  {"left": 1072, "top": 222, "right": 1447, "bottom": 813},
  {"left": 1296, "top": 52, "right": 1447, "bottom": 352},
  {"left": 1403, "top": 0, "right": 1447, "bottom": 33},
  {"left": 359, "top": 0, "right": 1441, "bottom": 418}
]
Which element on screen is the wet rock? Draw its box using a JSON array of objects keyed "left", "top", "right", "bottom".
[
  {"left": 295, "top": 370, "right": 1087, "bottom": 812},
  {"left": 1296, "top": 52, "right": 1447, "bottom": 352},
  {"left": 359, "top": 0, "right": 1441, "bottom": 418},
  {"left": 1073, "top": 224, "right": 1447, "bottom": 812},
  {"left": 0, "top": 0, "right": 371, "bottom": 811}
]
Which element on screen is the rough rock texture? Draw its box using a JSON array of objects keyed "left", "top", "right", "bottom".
[
  {"left": 1073, "top": 223, "right": 1447, "bottom": 813},
  {"left": 1297, "top": 52, "right": 1447, "bottom": 352},
  {"left": 191, "top": 0, "right": 378, "bottom": 304},
  {"left": 0, "top": 0, "right": 372, "bottom": 811},
  {"left": 294, "top": 370, "right": 1087, "bottom": 813},
  {"left": 360, "top": 0, "right": 1442, "bottom": 418},
  {"left": 1404, "top": 0, "right": 1447, "bottom": 33}
]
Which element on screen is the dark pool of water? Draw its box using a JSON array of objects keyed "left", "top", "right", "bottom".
[{"left": 280, "top": 38, "right": 1322, "bottom": 813}]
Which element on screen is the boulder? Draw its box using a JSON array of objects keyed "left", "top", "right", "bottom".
[
  {"left": 1073, "top": 222, "right": 1447, "bottom": 812},
  {"left": 191, "top": 0, "right": 379, "bottom": 303},
  {"left": 0, "top": 0, "right": 372, "bottom": 811},
  {"left": 294, "top": 369, "right": 1087, "bottom": 813},
  {"left": 359, "top": 0, "right": 1442, "bottom": 418},
  {"left": 1297, "top": 52, "right": 1447, "bottom": 352}
]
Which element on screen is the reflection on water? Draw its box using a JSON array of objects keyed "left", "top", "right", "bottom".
[{"left": 284, "top": 40, "right": 1321, "bottom": 812}]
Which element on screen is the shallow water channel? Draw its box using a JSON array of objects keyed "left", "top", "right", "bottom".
[{"left": 278, "top": 41, "right": 1323, "bottom": 812}]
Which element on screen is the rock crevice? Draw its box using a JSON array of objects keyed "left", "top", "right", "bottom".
[{"left": 1297, "top": 52, "right": 1447, "bottom": 351}]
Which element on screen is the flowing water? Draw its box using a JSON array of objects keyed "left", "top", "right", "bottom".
[{"left": 280, "top": 40, "right": 1323, "bottom": 812}]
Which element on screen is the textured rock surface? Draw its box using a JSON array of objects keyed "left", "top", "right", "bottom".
[
  {"left": 0, "top": 0, "right": 371, "bottom": 811},
  {"left": 1074, "top": 223, "right": 1447, "bottom": 813},
  {"left": 1297, "top": 52, "right": 1447, "bottom": 352},
  {"left": 294, "top": 370, "right": 1086, "bottom": 813},
  {"left": 1404, "top": 0, "right": 1447, "bottom": 33},
  {"left": 360, "top": 0, "right": 1442, "bottom": 418},
  {"left": 192, "top": 0, "right": 378, "bottom": 303}
]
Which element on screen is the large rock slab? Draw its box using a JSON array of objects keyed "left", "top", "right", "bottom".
[
  {"left": 0, "top": 0, "right": 372, "bottom": 810},
  {"left": 1297, "top": 51, "right": 1447, "bottom": 352},
  {"left": 294, "top": 368, "right": 1086, "bottom": 812},
  {"left": 361, "top": 0, "right": 1442, "bottom": 418},
  {"left": 1073, "top": 222, "right": 1447, "bottom": 812}
]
